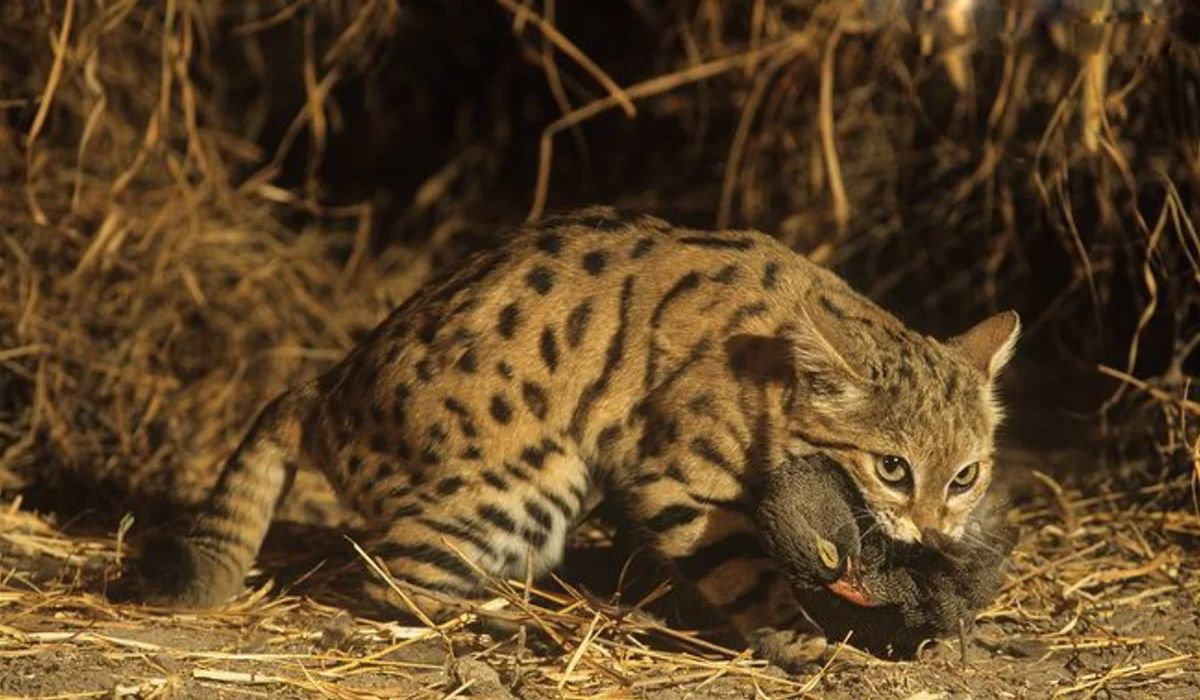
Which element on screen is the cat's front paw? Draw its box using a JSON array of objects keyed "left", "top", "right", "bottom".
[{"left": 748, "top": 626, "right": 828, "bottom": 672}]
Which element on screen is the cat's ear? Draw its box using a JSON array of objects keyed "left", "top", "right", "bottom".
[
  {"left": 787, "top": 304, "right": 865, "bottom": 380},
  {"left": 947, "top": 311, "right": 1020, "bottom": 378}
]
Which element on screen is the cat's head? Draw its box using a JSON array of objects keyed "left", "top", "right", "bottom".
[{"left": 728, "top": 302, "right": 1019, "bottom": 546}]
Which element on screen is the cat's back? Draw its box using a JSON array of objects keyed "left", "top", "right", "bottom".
[{"left": 316, "top": 207, "right": 841, "bottom": 437}]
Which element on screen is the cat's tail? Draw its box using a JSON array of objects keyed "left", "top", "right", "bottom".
[{"left": 133, "top": 384, "right": 314, "bottom": 608}]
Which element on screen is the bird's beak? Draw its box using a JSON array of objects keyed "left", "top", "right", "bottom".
[{"left": 826, "top": 558, "right": 879, "bottom": 607}]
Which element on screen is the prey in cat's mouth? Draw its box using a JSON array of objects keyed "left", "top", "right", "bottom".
[
  {"left": 759, "top": 455, "right": 889, "bottom": 610},
  {"left": 812, "top": 535, "right": 880, "bottom": 607}
]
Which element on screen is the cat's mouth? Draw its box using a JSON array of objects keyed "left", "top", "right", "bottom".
[{"left": 826, "top": 559, "right": 879, "bottom": 607}]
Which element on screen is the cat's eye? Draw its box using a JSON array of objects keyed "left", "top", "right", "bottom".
[
  {"left": 950, "top": 462, "right": 980, "bottom": 492},
  {"left": 815, "top": 536, "right": 839, "bottom": 571},
  {"left": 875, "top": 455, "right": 911, "bottom": 486}
]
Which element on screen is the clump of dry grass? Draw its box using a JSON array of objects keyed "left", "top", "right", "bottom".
[
  {"left": 2, "top": 1, "right": 1196, "bottom": 511},
  {"left": 0, "top": 1, "right": 450, "bottom": 510}
]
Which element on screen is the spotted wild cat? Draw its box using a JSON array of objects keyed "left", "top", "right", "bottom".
[{"left": 135, "top": 206, "right": 1019, "bottom": 667}]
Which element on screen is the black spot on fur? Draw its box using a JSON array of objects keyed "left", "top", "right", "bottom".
[
  {"left": 645, "top": 504, "right": 702, "bottom": 533},
  {"left": 526, "top": 266, "right": 555, "bottom": 295},
  {"left": 722, "top": 301, "right": 770, "bottom": 333},
  {"left": 521, "top": 444, "right": 547, "bottom": 470},
  {"left": 762, "top": 261, "right": 780, "bottom": 290},
  {"left": 415, "top": 359, "right": 435, "bottom": 382},
  {"left": 498, "top": 303, "right": 520, "bottom": 338},
  {"left": 536, "top": 233, "right": 564, "bottom": 256},
  {"left": 505, "top": 461, "right": 532, "bottom": 482},
  {"left": 374, "top": 461, "right": 398, "bottom": 479},
  {"left": 539, "top": 488, "right": 574, "bottom": 521},
  {"left": 597, "top": 422, "right": 623, "bottom": 453},
  {"left": 482, "top": 470, "right": 509, "bottom": 490},
  {"left": 450, "top": 297, "right": 478, "bottom": 316},
  {"left": 711, "top": 264, "right": 738, "bottom": 284},
  {"left": 540, "top": 326, "right": 559, "bottom": 372},
  {"left": 665, "top": 462, "right": 688, "bottom": 483},
  {"left": 387, "top": 502, "right": 424, "bottom": 519},
  {"left": 637, "top": 413, "right": 679, "bottom": 459},
  {"left": 582, "top": 250, "right": 608, "bottom": 275},
  {"left": 689, "top": 437, "right": 736, "bottom": 474},
  {"left": 521, "top": 525, "right": 548, "bottom": 549},
  {"left": 417, "top": 318, "right": 439, "bottom": 344},
  {"left": 524, "top": 499, "right": 554, "bottom": 531},
  {"left": 727, "top": 335, "right": 794, "bottom": 385},
  {"left": 521, "top": 381, "right": 549, "bottom": 420},
  {"left": 443, "top": 397, "right": 478, "bottom": 438},
  {"left": 478, "top": 504, "right": 517, "bottom": 533},
  {"left": 944, "top": 370, "right": 960, "bottom": 401},
  {"left": 631, "top": 237, "right": 655, "bottom": 258},
  {"left": 418, "top": 517, "right": 496, "bottom": 561},
  {"left": 687, "top": 393, "right": 717, "bottom": 417},
  {"left": 496, "top": 361, "right": 514, "bottom": 380},
  {"left": 461, "top": 445, "right": 483, "bottom": 460},
  {"left": 436, "top": 477, "right": 465, "bottom": 496},
  {"left": 652, "top": 271, "right": 702, "bottom": 328},
  {"left": 490, "top": 394, "right": 513, "bottom": 424},
  {"left": 375, "top": 542, "right": 475, "bottom": 583},
  {"left": 456, "top": 347, "right": 478, "bottom": 374},
  {"left": 566, "top": 299, "right": 593, "bottom": 347},
  {"left": 818, "top": 295, "right": 847, "bottom": 321}
]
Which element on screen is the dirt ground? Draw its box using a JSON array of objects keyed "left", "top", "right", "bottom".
[{"left": 2, "top": 384, "right": 1199, "bottom": 699}]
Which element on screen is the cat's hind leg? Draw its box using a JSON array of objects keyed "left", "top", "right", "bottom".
[{"left": 134, "top": 386, "right": 313, "bottom": 608}]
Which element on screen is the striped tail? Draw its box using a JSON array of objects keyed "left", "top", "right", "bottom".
[{"left": 137, "top": 387, "right": 309, "bottom": 608}]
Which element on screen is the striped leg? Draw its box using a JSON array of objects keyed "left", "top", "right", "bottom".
[
  {"left": 137, "top": 388, "right": 309, "bottom": 608},
  {"left": 361, "top": 448, "right": 592, "bottom": 623}
]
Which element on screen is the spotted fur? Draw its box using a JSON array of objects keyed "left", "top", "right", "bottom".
[{"left": 137, "top": 206, "right": 1017, "bottom": 666}]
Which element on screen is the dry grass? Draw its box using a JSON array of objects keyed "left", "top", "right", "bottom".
[
  {"left": 1, "top": 0, "right": 1199, "bottom": 697},
  {"left": 2, "top": 463, "right": 1198, "bottom": 698}
]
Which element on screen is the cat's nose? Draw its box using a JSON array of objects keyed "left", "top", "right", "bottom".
[
  {"left": 895, "top": 517, "right": 923, "bottom": 543},
  {"left": 909, "top": 512, "right": 941, "bottom": 541}
]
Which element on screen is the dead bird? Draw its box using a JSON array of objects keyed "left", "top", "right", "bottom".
[
  {"left": 758, "top": 453, "right": 1017, "bottom": 658},
  {"left": 755, "top": 453, "right": 876, "bottom": 607}
]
